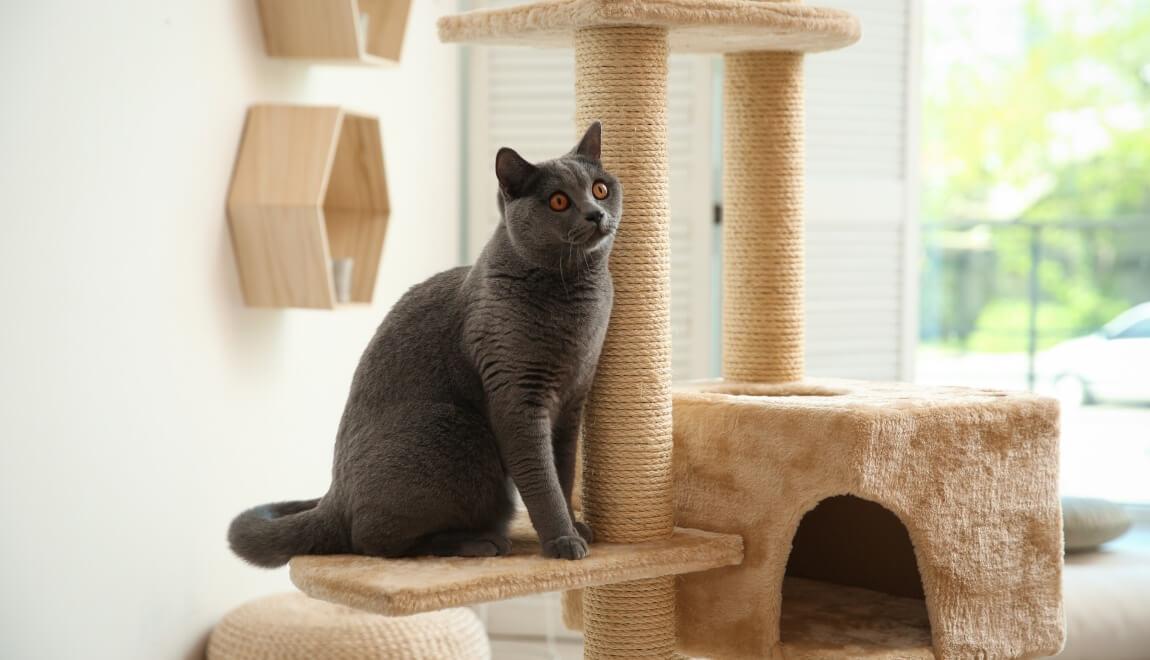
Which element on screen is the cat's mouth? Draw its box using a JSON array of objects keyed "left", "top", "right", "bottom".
[{"left": 565, "top": 223, "right": 613, "bottom": 247}]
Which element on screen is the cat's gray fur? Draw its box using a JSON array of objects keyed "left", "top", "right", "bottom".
[{"left": 228, "top": 123, "right": 619, "bottom": 566}]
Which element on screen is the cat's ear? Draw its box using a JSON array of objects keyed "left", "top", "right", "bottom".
[
  {"left": 495, "top": 147, "right": 537, "bottom": 197},
  {"left": 570, "top": 121, "right": 602, "bottom": 161}
]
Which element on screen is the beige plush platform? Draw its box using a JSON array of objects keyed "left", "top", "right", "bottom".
[
  {"left": 780, "top": 577, "right": 932, "bottom": 659},
  {"left": 290, "top": 514, "right": 742, "bottom": 616},
  {"left": 438, "top": 0, "right": 861, "bottom": 53},
  {"left": 670, "top": 379, "right": 1065, "bottom": 659}
]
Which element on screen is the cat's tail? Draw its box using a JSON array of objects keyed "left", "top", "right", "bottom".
[{"left": 227, "top": 498, "right": 344, "bottom": 568}]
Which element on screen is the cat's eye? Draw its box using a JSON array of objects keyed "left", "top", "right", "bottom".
[
  {"left": 592, "top": 181, "right": 609, "bottom": 200},
  {"left": 549, "top": 192, "right": 570, "bottom": 212}
]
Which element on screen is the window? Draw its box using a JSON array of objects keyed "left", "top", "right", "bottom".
[{"left": 918, "top": 0, "right": 1150, "bottom": 505}]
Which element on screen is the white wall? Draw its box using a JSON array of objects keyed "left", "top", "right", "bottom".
[{"left": 0, "top": 2, "right": 461, "bottom": 658}]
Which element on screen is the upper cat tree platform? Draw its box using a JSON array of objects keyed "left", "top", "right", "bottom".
[{"left": 437, "top": 0, "right": 859, "bottom": 52}]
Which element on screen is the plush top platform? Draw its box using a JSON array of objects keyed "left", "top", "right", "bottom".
[
  {"left": 438, "top": 0, "right": 861, "bottom": 54},
  {"left": 289, "top": 514, "right": 742, "bottom": 616},
  {"left": 674, "top": 377, "right": 1058, "bottom": 416}
]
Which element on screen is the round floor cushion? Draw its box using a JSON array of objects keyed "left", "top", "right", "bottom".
[
  {"left": 208, "top": 592, "right": 490, "bottom": 660},
  {"left": 1062, "top": 496, "right": 1132, "bottom": 553}
]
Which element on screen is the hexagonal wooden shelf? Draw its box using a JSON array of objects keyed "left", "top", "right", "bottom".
[
  {"left": 257, "top": 0, "right": 412, "bottom": 64},
  {"left": 228, "top": 105, "right": 390, "bottom": 309}
]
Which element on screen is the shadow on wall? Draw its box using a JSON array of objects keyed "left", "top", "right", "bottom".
[
  {"left": 184, "top": 629, "right": 209, "bottom": 660},
  {"left": 211, "top": 207, "right": 289, "bottom": 371}
]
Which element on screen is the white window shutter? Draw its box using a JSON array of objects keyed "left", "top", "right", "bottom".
[{"left": 803, "top": 0, "right": 920, "bottom": 380}]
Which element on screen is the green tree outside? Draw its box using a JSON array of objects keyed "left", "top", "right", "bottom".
[{"left": 921, "top": 0, "right": 1150, "bottom": 352}]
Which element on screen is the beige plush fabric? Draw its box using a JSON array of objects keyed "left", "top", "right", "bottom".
[
  {"left": 207, "top": 592, "right": 489, "bottom": 660},
  {"left": 671, "top": 379, "right": 1065, "bottom": 659},
  {"left": 289, "top": 513, "right": 741, "bottom": 617},
  {"left": 437, "top": 0, "right": 860, "bottom": 53},
  {"left": 780, "top": 577, "right": 932, "bottom": 659}
]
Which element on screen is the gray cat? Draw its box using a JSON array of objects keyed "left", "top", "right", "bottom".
[{"left": 228, "top": 122, "right": 619, "bottom": 567}]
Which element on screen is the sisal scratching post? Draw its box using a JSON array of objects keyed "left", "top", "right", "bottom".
[
  {"left": 722, "top": 50, "right": 806, "bottom": 384},
  {"left": 575, "top": 26, "right": 677, "bottom": 659}
]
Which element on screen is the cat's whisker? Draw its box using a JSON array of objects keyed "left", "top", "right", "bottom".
[
  {"left": 567, "top": 242, "right": 576, "bottom": 291},
  {"left": 559, "top": 244, "right": 570, "bottom": 296}
]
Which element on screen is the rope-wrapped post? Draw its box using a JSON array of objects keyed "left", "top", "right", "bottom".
[
  {"left": 722, "top": 51, "right": 806, "bottom": 383},
  {"left": 575, "top": 26, "right": 677, "bottom": 659}
]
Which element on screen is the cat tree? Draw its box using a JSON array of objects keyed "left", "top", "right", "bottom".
[{"left": 288, "top": 2, "right": 1066, "bottom": 658}]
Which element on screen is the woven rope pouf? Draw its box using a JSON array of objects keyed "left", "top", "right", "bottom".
[{"left": 207, "top": 592, "right": 490, "bottom": 660}]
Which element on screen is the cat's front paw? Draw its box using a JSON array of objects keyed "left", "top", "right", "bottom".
[
  {"left": 574, "top": 521, "right": 595, "bottom": 544},
  {"left": 542, "top": 535, "right": 589, "bottom": 560}
]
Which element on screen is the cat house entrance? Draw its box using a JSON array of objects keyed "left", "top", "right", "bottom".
[{"left": 779, "top": 495, "right": 934, "bottom": 656}]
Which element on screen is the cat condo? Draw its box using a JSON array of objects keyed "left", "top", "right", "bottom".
[{"left": 286, "top": 2, "right": 1064, "bottom": 658}]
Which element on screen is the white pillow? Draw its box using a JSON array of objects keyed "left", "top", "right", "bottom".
[{"left": 1062, "top": 497, "right": 1132, "bottom": 553}]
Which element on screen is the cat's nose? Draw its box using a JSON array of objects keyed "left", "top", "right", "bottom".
[{"left": 584, "top": 210, "right": 604, "bottom": 224}]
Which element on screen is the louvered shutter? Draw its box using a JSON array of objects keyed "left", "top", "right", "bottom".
[{"left": 803, "top": 0, "right": 919, "bottom": 380}]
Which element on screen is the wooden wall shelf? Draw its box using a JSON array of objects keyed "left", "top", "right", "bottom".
[
  {"left": 228, "top": 105, "right": 390, "bottom": 309},
  {"left": 257, "top": 0, "right": 412, "bottom": 64}
]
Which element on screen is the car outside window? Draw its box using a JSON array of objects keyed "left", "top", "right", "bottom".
[{"left": 1113, "top": 319, "right": 1150, "bottom": 340}]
